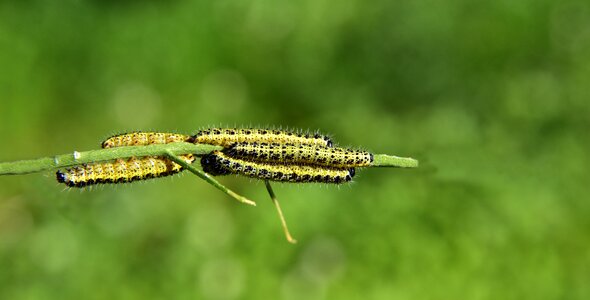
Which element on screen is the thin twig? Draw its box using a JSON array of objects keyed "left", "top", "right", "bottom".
[
  {"left": 0, "top": 143, "right": 221, "bottom": 175},
  {"left": 0, "top": 144, "right": 417, "bottom": 176},
  {"left": 265, "top": 180, "right": 296, "bottom": 244}
]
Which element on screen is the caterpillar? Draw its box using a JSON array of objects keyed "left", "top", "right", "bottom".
[
  {"left": 223, "top": 142, "right": 373, "bottom": 168},
  {"left": 190, "top": 128, "right": 333, "bottom": 148},
  {"left": 201, "top": 151, "right": 355, "bottom": 184},
  {"left": 56, "top": 155, "right": 196, "bottom": 188},
  {"left": 102, "top": 132, "right": 191, "bottom": 148}
]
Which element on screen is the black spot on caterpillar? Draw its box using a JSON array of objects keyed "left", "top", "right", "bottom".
[
  {"left": 189, "top": 128, "right": 333, "bottom": 148},
  {"left": 56, "top": 155, "right": 196, "bottom": 188},
  {"left": 101, "top": 132, "right": 191, "bottom": 148},
  {"left": 223, "top": 142, "right": 373, "bottom": 168},
  {"left": 201, "top": 151, "right": 355, "bottom": 184}
]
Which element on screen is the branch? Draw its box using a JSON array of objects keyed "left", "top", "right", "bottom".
[
  {"left": 0, "top": 143, "right": 418, "bottom": 176},
  {"left": 0, "top": 143, "right": 222, "bottom": 175}
]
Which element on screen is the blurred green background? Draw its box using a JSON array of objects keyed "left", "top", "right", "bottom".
[{"left": 1, "top": 0, "right": 589, "bottom": 299}]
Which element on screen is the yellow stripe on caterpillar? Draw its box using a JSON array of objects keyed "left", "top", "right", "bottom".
[
  {"left": 201, "top": 151, "right": 354, "bottom": 184},
  {"left": 224, "top": 142, "right": 373, "bottom": 168},
  {"left": 56, "top": 155, "right": 195, "bottom": 188},
  {"left": 102, "top": 132, "right": 191, "bottom": 148},
  {"left": 190, "top": 128, "right": 332, "bottom": 148}
]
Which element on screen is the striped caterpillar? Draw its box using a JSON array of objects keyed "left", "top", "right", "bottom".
[
  {"left": 190, "top": 128, "right": 333, "bottom": 148},
  {"left": 56, "top": 156, "right": 195, "bottom": 187},
  {"left": 101, "top": 132, "right": 191, "bottom": 148},
  {"left": 223, "top": 142, "right": 373, "bottom": 168},
  {"left": 201, "top": 151, "right": 355, "bottom": 184}
]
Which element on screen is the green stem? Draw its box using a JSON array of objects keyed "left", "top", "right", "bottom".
[
  {"left": 0, "top": 145, "right": 418, "bottom": 176},
  {"left": 265, "top": 180, "right": 296, "bottom": 244},
  {"left": 0, "top": 143, "right": 221, "bottom": 175},
  {"left": 372, "top": 154, "right": 418, "bottom": 168}
]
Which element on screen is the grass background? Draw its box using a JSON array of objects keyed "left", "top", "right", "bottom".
[{"left": 1, "top": 0, "right": 589, "bottom": 299}]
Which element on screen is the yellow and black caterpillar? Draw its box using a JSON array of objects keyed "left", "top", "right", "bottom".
[
  {"left": 223, "top": 142, "right": 373, "bottom": 168},
  {"left": 101, "top": 132, "right": 191, "bottom": 148},
  {"left": 190, "top": 128, "right": 333, "bottom": 148},
  {"left": 201, "top": 151, "right": 355, "bottom": 184},
  {"left": 56, "top": 156, "right": 195, "bottom": 187}
]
